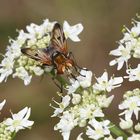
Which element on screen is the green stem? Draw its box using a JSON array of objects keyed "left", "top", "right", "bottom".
[
  {"left": 110, "top": 122, "right": 128, "bottom": 139},
  {"left": 11, "top": 132, "right": 16, "bottom": 140},
  {"left": 55, "top": 75, "right": 68, "bottom": 85},
  {"left": 49, "top": 71, "right": 69, "bottom": 85}
]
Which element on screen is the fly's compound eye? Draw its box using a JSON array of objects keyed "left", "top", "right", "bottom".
[
  {"left": 57, "top": 36, "right": 61, "bottom": 40},
  {"left": 35, "top": 53, "right": 38, "bottom": 57}
]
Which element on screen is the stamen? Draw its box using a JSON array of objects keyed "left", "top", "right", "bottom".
[
  {"left": 52, "top": 97, "right": 60, "bottom": 105},
  {"left": 49, "top": 103, "right": 57, "bottom": 109}
]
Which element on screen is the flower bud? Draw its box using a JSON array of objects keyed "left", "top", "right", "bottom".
[
  {"left": 119, "top": 118, "right": 133, "bottom": 130},
  {"left": 0, "top": 122, "right": 12, "bottom": 140},
  {"left": 72, "top": 94, "right": 81, "bottom": 104},
  {"left": 79, "top": 119, "right": 86, "bottom": 127},
  {"left": 135, "top": 123, "right": 140, "bottom": 132}
]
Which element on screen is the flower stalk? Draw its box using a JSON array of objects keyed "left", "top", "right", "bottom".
[
  {"left": 11, "top": 132, "right": 16, "bottom": 140},
  {"left": 109, "top": 122, "right": 128, "bottom": 139}
]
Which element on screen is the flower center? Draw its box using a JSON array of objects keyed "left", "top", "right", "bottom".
[
  {"left": 130, "top": 102, "right": 137, "bottom": 110},
  {"left": 121, "top": 49, "right": 130, "bottom": 58},
  {"left": 95, "top": 128, "right": 104, "bottom": 137},
  {"left": 5, "top": 61, "right": 13, "bottom": 69},
  {"left": 102, "top": 81, "right": 109, "bottom": 88},
  {"left": 12, "top": 120, "right": 21, "bottom": 127}
]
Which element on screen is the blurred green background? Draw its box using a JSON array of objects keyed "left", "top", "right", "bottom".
[{"left": 0, "top": 0, "right": 140, "bottom": 139}]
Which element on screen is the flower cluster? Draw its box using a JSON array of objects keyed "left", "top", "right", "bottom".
[
  {"left": 0, "top": 122, "right": 13, "bottom": 140},
  {"left": 109, "top": 16, "right": 140, "bottom": 140},
  {"left": 0, "top": 100, "right": 34, "bottom": 140},
  {"left": 51, "top": 70, "right": 123, "bottom": 140},
  {"left": 109, "top": 18, "right": 140, "bottom": 71},
  {"left": 2, "top": 17, "right": 140, "bottom": 140},
  {"left": 118, "top": 89, "right": 140, "bottom": 135},
  {"left": 0, "top": 20, "right": 83, "bottom": 85}
]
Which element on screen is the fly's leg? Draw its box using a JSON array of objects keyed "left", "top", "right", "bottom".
[
  {"left": 68, "top": 52, "right": 88, "bottom": 76},
  {"left": 52, "top": 77, "right": 63, "bottom": 93}
]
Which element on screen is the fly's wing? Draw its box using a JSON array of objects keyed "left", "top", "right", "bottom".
[
  {"left": 51, "top": 23, "right": 68, "bottom": 54},
  {"left": 21, "top": 48, "right": 52, "bottom": 65}
]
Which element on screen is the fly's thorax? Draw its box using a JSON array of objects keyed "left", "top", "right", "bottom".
[
  {"left": 52, "top": 52, "right": 66, "bottom": 64},
  {"left": 51, "top": 51, "right": 74, "bottom": 74}
]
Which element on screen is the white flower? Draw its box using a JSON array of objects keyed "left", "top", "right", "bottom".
[
  {"left": 51, "top": 95, "right": 71, "bottom": 117},
  {"left": 130, "top": 21, "right": 140, "bottom": 37},
  {"left": 42, "top": 19, "right": 56, "bottom": 32},
  {"left": 86, "top": 119, "right": 110, "bottom": 140},
  {"left": 119, "top": 118, "right": 133, "bottom": 130},
  {"left": 135, "top": 123, "right": 140, "bottom": 132},
  {"left": 133, "top": 43, "right": 140, "bottom": 58},
  {"left": 30, "top": 66, "right": 44, "bottom": 76},
  {"left": 125, "top": 64, "right": 140, "bottom": 81},
  {"left": 63, "top": 21, "right": 83, "bottom": 42},
  {"left": 79, "top": 105, "right": 104, "bottom": 121},
  {"left": 77, "top": 70, "right": 92, "bottom": 88},
  {"left": 4, "top": 107, "right": 34, "bottom": 132},
  {"left": 54, "top": 111, "right": 78, "bottom": 140},
  {"left": 25, "top": 19, "right": 55, "bottom": 43},
  {"left": 26, "top": 23, "right": 46, "bottom": 40},
  {"left": 6, "top": 40, "right": 22, "bottom": 59},
  {"left": 13, "top": 67, "right": 32, "bottom": 85},
  {"left": 119, "top": 96, "right": 140, "bottom": 120},
  {"left": 72, "top": 93, "right": 81, "bottom": 104},
  {"left": 96, "top": 95, "right": 114, "bottom": 108},
  {"left": 0, "top": 100, "right": 6, "bottom": 111},
  {"left": 120, "top": 32, "right": 137, "bottom": 48},
  {"left": 93, "top": 71, "right": 123, "bottom": 92},
  {"left": 17, "top": 30, "right": 29, "bottom": 45},
  {"left": 109, "top": 44, "right": 131, "bottom": 70},
  {"left": 92, "top": 108, "right": 104, "bottom": 118},
  {"left": 79, "top": 107, "right": 90, "bottom": 120},
  {"left": 67, "top": 79, "right": 80, "bottom": 94},
  {"left": 127, "top": 134, "right": 140, "bottom": 140},
  {"left": 67, "top": 69, "right": 92, "bottom": 93},
  {"left": 0, "top": 57, "right": 14, "bottom": 83},
  {"left": 110, "top": 20, "right": 140, "bottom": 71}
]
